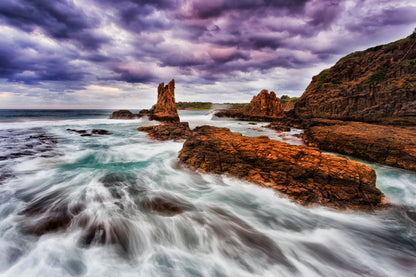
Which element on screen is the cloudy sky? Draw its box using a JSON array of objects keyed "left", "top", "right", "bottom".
[{"left": 0, "top": 0, "right": 415, "bottom": 109}]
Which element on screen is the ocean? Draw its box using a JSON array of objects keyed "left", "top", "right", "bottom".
[{"left": 0, "top": 109, "right": 415, "bottom": 276}]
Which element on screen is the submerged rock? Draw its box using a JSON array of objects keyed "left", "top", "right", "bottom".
[
  {"left": 137, "top": 122, "right": 191, "bottom": 141},
  {"left": 215, "top": 90, "right": 284, "bottom": 122},
  {"left": 178, "top": 125, "right": 384, "bottom": 211},
  {"left": 67, "top": 128, "right": 112, "bottom": 136},
  {"left": 304, "top": 121, "right": 416, "bottom": 171},
  {"left": 143, "top": 197, "right": 184, "bottom": 216}
]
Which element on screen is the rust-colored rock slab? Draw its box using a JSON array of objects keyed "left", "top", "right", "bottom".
[
  {"left": 138, "top": 122, "right": 191, "bottom": 141},
  {"left": 178, "top": 126, "right": 384, "bottom": 211},
  {"left": 304, "top": 122, "right": 416, "bottom": 171}
]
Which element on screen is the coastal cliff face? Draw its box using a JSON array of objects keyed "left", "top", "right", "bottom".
[
  {"left": 215, "top": 89, "right": 284, "bottom": 121},
  {"left": 179, "top": 126, "right": 384, "bottom": 211},
  {"left": 295, "top": 34, "right": 416, "bottom": 125}
]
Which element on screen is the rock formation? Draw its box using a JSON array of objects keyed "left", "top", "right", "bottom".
[
  {"left": 137, "top": 122, "right": 191, "bottom": 141},
  {"left": 294, "top": 33, "right": 416, "bottom": 125},
  {"left": 303, "top": 121, "right": 416, "bottom": 171},
  {"left": 215, "top": 90, "right": 284, "bottom": 121},
  {"left": 109, "top": 110, "right": 137, "bottom": 119},
  {"left": 109, "top": 79, "right": 180, "bottom": 123},
  {"left": 145, "top": 79, "right": 180, "bottom": 122},
  {"left": 178, "top": 126, "right": 384, "bottom": 211}
]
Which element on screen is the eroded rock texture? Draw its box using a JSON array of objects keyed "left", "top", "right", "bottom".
[
  {"left": 148, "top": 79, "right": 180, "bottom": 122},
  {"left": 137, "top": 122, "right": 191, "bottom": 141},
  {"left": 109, "top": 79, "right": 180, "bottom": 122},
  {"left": 295, "top": 34, "right": 416, "bottom": 125},
  {"left": 215, "top": 90, "right": 284, "bottom": 121},
  {"left": 179, "top": 126, "right": 384, "bottom": 211}
]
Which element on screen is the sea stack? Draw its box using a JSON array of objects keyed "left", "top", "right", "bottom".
[
  {"left": 147, "top": 79, "right": 180, "bottom": 123},
  {"left": 109, "top": 79, "right": 180, "bottom": 122},
  {"left": 215, "top": 89, "right": 284, "bottom": 121}
]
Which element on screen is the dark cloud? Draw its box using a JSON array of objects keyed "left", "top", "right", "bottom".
[
  {"left": 0, "top": 0, "right": 416, "bottom": 107},
  {"left": 0, "top": 0, "right": 107, "bottom": 50}
]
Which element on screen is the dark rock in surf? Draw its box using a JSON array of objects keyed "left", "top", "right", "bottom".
[
  {"left": 109, "top": 110, "right": 137, "bottom": 119},
  {"left": 143, "top": 197, "right": 184, "bottom": 216},
  {"left": 67, "top": 128, "right": 112, "bottom": 136}
]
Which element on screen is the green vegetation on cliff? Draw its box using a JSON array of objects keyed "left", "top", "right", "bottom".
[
  {"left": 176, "top": 102, "right": 249, "bottom": 110},
  {"left": 176, "top": 102, "right": 212, "bottom": 110},
  {"left": 280, "top": 95, "right": 300, "bottom": 103},
  {"left": 295, "top": 32, "right": 416, "bottom": 124}
]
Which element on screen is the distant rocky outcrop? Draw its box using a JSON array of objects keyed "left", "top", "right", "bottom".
[
  {"left": 179, "top": 126, "right": 384, "bottom": 211},
  {"left": 295, "top": 34, "right": 416, "bottom": 125},
  {"left": 303, "top": 121, "right": 416, "bottom": 171},
  {"left": 215, "top": 90, "right": 284, "bottom": 121},
  {"left": 109, "top": 110, "right": 137, "bottom": 119},
  {"left": 137, "top": 122, "right": 191, "bottom": 141},
  {"left": 109, "top": 79, "right": 180, "bottom": 123}
]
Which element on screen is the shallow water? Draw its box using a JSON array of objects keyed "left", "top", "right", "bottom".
[{"left": 0, "top": 110, "right": 415, "bottom": 277}]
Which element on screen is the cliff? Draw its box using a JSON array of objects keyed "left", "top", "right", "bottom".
[{"left": 295, "top": 34, "right": 416, "bottom": 125}]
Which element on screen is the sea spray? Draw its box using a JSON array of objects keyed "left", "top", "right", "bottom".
[{"left": 0, "top": 110, "right": 415, "bottom": 276}]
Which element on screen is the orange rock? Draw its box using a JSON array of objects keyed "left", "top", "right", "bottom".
[
  {"left": 304, "top": 121, "right": 416, "bottom": 171},
  {"left": 179, "top": 125, "right": 384, "bottom": 211}
]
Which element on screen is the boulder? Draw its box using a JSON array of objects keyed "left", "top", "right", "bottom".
[
  {"left": 304, "top": 122, "right": 416, "bottom": 171},
  {"left": 178, "top": 126, "right": 384, "bottom": 211}
]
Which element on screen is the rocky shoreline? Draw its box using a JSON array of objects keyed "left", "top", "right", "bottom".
[
  {"left": 178, "top": 126, "right": 384, "bottom": 211},
  {"left": 108, "top": 34, "right": 416, "bottom": 211}
]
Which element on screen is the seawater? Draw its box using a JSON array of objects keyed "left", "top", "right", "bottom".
[{"left": 0, "top": 109, "right": 415, "bottom": 277}]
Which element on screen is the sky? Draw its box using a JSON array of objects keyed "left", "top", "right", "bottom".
[{"left": 0, "top": 0, "right": 416, "bottom": 109}]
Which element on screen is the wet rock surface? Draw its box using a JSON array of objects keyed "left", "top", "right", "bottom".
[
  {"left": 67, "top": 128, "right": 112, "bottom": 136},
  {"left": 215, "top": 90, "right": 284, "bottom": 122},
  {"left": 137, "top": 122, "right": 191, "bottom": 141},
  {"left": 304, "top": 121, "right": 416, "bottom": 171},
  {"left": 0, "top": 129, "right": 58, "bottom": 184},
  {"left": 179, "top": 125, "right": 384, "bottom": 211},
  {"left": 143, "top": 197, "right": 184, "bottom": 216}
]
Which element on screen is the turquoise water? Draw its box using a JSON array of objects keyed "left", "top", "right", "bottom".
[{"left": 0, "top": 110, "right": 415, "bottom": 276}]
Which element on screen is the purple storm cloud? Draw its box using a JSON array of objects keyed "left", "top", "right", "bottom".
[{"left": 0, "top": 0, "right": 415, "bottom": 108}]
